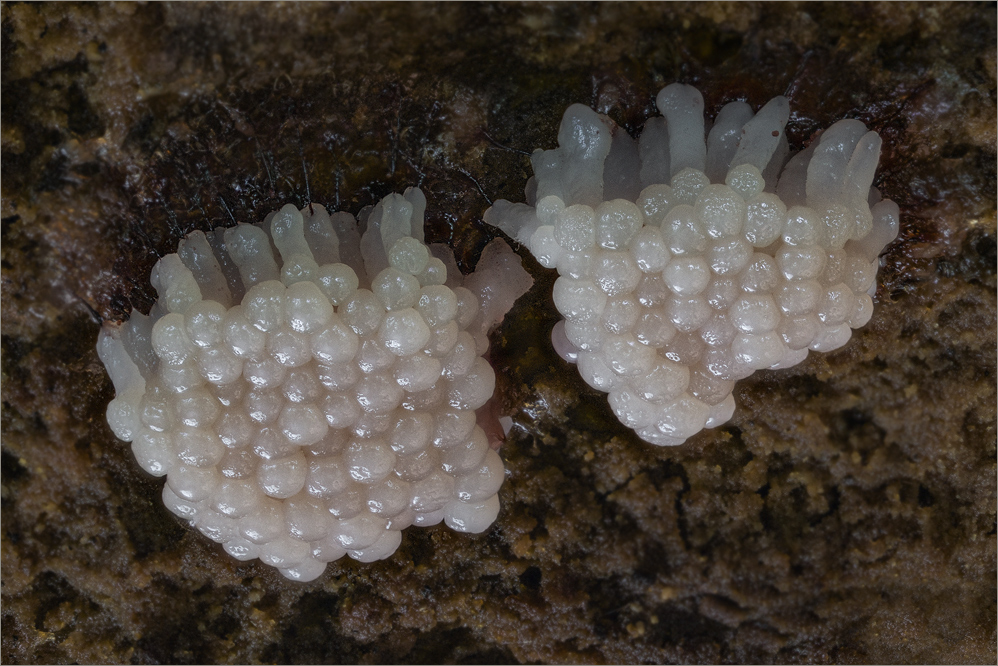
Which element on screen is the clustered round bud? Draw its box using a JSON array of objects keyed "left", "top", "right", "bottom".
[
  {"left": 485, "top": 83, "right": 900, "bottom": 446},
  {"left": 97, "top": 188, "right": 532, "bottom": 581}
]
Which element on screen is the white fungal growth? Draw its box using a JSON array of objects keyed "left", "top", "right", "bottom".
[
  {"left": 98, "top": 188, "right": 532, "bottom": 581},
  {"left": 485, "top": 83, "right": 899, "bottom": 447}
]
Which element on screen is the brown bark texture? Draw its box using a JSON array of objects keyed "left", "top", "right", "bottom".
[{"left": 1, "top": 2, "right": 995, "bottom": 663}]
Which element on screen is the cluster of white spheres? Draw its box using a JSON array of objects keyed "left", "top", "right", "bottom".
[
  {"left": 98, "top": 188, "right": 532, "bottom": 581},
  {"left": 485, "top": 83, "right": 899, "bottom": 446},
  {"left": 97, "top": 83, "right": 901, "bottom": 581}
]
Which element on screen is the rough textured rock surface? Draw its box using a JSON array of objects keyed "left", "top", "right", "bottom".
[{"left": 2, "top": 2, "right": 994, "bottom": 663}]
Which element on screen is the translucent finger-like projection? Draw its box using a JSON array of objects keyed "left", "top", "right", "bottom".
[
  {"left": 98, "top": 188, "right": 532, "bottom": 581},
  {"left": 485, "top": 83, "right": 899, "bottom": 446}
]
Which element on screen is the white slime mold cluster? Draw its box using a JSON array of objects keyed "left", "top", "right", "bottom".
[
  {"left": 485, "top": 83, "right": 899, "bottom": 446},
  {"left": 98, "top": 188, "right": 532, "bottom": 581}
]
